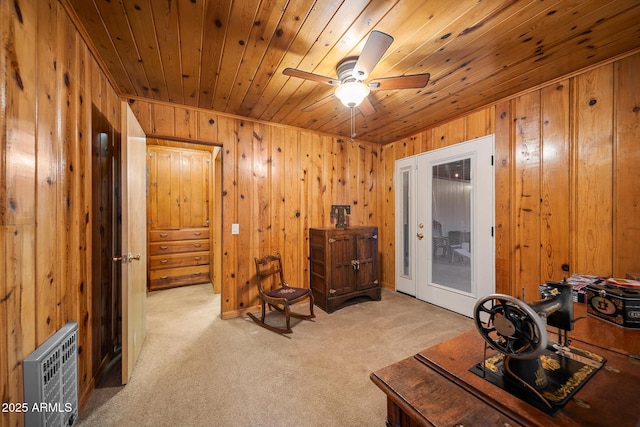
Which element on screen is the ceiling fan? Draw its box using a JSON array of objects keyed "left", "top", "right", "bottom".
[{"left": 283, "top": 30, "right": 430, "bottom": 117}]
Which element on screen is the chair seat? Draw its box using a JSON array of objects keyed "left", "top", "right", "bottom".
[{"left": 266, "top": 286, "right": 311, "bottom": 301}]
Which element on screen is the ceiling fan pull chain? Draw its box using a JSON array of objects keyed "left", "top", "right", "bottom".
[{"left": 350, "top": 107, "right": 356, "bottom": 143}]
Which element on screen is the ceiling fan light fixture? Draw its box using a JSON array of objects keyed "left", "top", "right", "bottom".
[{"left": 335, "top": 81, "right": 370, "bottom": 108}]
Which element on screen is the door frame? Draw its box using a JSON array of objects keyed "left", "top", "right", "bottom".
[{"left": 395, "top": 135, "right": 495, "bottom": 317}]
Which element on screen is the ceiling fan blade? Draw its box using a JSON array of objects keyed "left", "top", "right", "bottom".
[
  {"left": 283, "top": 68, "right": 339, "bottom": 86},
  {"left": 358, "top": 96, "right": 376, "bottom": 116},
  {"left": 352, "top": 31, "right": 394, "bottom": 81},
  {"left": 301, "top": 94, "right": 336, "bottom": 112},
  {"left": 369, "top": 73, "right": 430, "bottom": 90}
]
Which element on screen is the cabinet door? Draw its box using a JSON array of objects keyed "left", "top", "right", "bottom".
[
  {"left": 148, "top": 148, "right": 181, "bottom": 229},
  {"left": 180, "top": 151, "right": 211, "bottom": 228},
  {"left": 329, "top": 233, "right": 356, "bottom": 296},
  {"left": 356, "top": 230, "right": 378, "bottom": 290}
]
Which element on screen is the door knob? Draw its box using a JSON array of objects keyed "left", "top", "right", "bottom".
[
  {"left": 112, "top": 255, "right": 128, "bottom": 263},
  {"left": 417, "top": 233, "right": 424, "bottom": 240}
]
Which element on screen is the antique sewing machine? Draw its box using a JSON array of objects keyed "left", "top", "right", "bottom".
[{"left": 471, "top": 280, "right": 606, "bottom": 415}]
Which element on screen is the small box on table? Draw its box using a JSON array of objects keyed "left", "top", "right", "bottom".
[{"left": 586, "top": 278, "right": 640, "bottom": 329}]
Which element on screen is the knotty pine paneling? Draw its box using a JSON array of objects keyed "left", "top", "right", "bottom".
[
  {"left": 36, "top": 0, "right": 61, "bottom": 346},
  {"left": 494, "top": 101, "right": 512, "bottom": 295},
  {"left": 573, "top": 66, "right": 615, "bottom": 276},
  {"left": 236, "top": 119, "right": 256, "bottom": 308},
  {"left": 3, "top": 1, "right": 38, "bottom": 425},
  {"left": 218, "top": 115, "right": 239, "bottom": 315},
  {"left": 614, "top": 56, "right": 640, "bottom": 277},
  {"left": 540, "top": 81, "right": 570, "bottom": 283},
  {"left": 513, "top": 91, "right": 542, "bottom": 301},
  {"left": 1, "top": 1, "right": 122, "bottom": 425},
  {"left": 378, "top": 142, "right": 396, "bottom": 288},
  {"left": 383, "top": 53, "right": 640, "bottom": 302}
]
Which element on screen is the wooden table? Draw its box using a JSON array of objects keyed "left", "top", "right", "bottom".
[{"left": 371, "top": 304, "right": 640, "bottom": 426}]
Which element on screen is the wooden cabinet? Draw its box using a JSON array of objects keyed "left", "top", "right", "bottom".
[
  {"left": 147, "top": 145, "right": 212, "bottom": 290},
  {"left": 148, "top": 146, "right": 211, "bottom": 230},
  {"left": 309, "top": 226, "right": 380, "bottom": 313}
]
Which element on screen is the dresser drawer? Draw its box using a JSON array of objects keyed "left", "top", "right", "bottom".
[
  {"left": 149, "top": 228, "right": 209, "bottom": 242},
  {"left": 149, "top": 265, "right": 210, "bottom": 290},
  {"left": 149, "top": 239, "right": 210, "bottom": 255},
  {"left": 149, "top": 252, "right": 209, "bottom": 269}
]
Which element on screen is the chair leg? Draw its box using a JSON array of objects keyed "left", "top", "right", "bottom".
[
  {"left": 284, "top": 304, "right": 292, "bottom": 332},
  {"left": 260, "top": 301, "right": 266, "bottom": 321},
  {"left": 247, "top": 303, "right": 294, "bottom": 336},
  {"left": 248, "top": 295, "right": 315, "bottom": 336}
]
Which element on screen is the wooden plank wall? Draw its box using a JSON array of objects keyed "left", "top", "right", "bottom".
[
  {"left": 127, "top": 99, "right": 382, "bottom": 318},
  {"left": 382, "top": 53, "right": 640, "bottom": 301},
  {"left": 1, "top": 1, "right": 122, "bottom": 425}
]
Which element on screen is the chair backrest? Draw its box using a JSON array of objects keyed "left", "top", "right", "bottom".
[
  {"left": 448, "top": 230, "right": 462, "bottom": 246},
  {"left": 254, "top": 253, "right": 286, "bottom": 294},
  {"left": 432, "top": 220, "right": 443, "bottom": 238}
]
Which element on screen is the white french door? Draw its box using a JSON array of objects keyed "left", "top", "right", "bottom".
[{"left": 395, "top": 135, "right": 495, "bottom": 317}]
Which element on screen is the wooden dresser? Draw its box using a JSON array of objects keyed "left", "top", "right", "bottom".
[
  {"left": 309, "top": 226, "right": 380, "bottom": 313},
  {"left": 147, "top": 144, "right": 212, "bottom": 290},
  {"left": 148, "top": 228, "right": 210, "bottom": 290}
]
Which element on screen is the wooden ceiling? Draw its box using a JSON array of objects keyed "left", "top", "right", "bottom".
[{"left": 62, "top": 0, "right": 640, "bottom": 144}]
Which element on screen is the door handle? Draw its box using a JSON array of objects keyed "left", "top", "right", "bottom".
[
  {"left": 129, "top": 253, "right": 141, "bottom": 261},
  {"left": 112, "top": 255, "right": 128, "bottom": 263},
  {"left": 417, "top": 233, "right": 424, "bottom": 240}
]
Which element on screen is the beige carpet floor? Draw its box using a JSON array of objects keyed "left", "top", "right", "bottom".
[{"left": 79, "top": 284, "right": 472, "bottom": 427}]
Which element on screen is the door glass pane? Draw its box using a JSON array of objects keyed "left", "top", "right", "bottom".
[
  {"left": 402, "top": 170, "right": 410, "bottom": 277},
  {"left": 431, "top": 158, "right": 471, "bottom": 292}
]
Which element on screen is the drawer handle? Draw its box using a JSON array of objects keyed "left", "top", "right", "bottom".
[
  {"left": 159, "top": 233, "right": 168, "bottom": 237},
  {"left": 194, "top": 256, "right": 201, "bottom": 260},
  {"left": 193, "top": 232, "right": 202, "bottom": 236},
  {"left": 160, "top": 246, "right": 169, "bottom": 250},
  {"left": 161, "top": 275, "right": 169, "bottom": 279},
  {"left": 194, "top": 243, "right": 201, "bottom": 248},
  {"left": 194, "top": 272, "right": 201, "bottom": 276},
  {"left": 160, "top": 259, "right": 168, "bottom": 264}
]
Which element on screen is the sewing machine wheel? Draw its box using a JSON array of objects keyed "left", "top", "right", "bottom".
[{"left": 474, "top": 294, "right": 548, "bottom": 359}]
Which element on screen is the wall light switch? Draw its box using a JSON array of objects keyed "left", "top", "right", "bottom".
[{"left": 231, "top": 223, "right": 240, "bottom": 235}]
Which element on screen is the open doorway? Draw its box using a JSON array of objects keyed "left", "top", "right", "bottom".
[
  {"left": 90, "top": 105, "right": 122, "bottom": 385},
  {"left": 90, "top": 103, "right": 149, "bottom": 387},
  {"left": 145, "top": 138, "right": 222, "bottom": 295}
]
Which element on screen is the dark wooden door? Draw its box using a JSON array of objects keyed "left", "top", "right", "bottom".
[
  {"left": 329, "top": 232, "right": 355, "bottom": 296},
  {"left": 356, "top": 229, "right": 378, "bottom": 290}
]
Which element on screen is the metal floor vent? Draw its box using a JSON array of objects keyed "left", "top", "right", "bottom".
[{"left": 23, "top": 321, "right": 78, "bottom": 427}]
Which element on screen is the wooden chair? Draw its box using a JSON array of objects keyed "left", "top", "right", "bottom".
[{"left": 247, "top": 253, "right": 315, "bottom": 335}]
